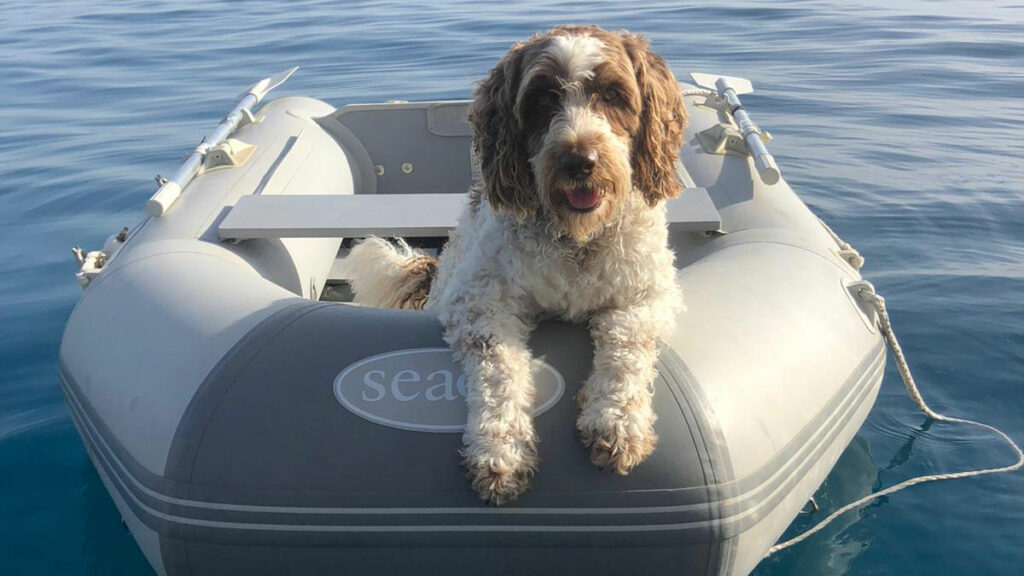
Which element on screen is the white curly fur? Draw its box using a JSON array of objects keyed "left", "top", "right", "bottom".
[
  {"left": 344, "top": 26, "right": 685, "bottom": 505},
  {"left": 345, "top": 192, "right": 683, "bottom": 504},
  {"left": 339, "top": 237, "right": 435, "bottom": 311},
  {"left": 427, "top": 193, "right": 682, "bottom": 504}
]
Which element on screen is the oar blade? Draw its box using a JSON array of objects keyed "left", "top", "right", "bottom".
[
  {"left": 690, "top": 72, "right": 753, "bottom": 95},
  {"left": 245, "top": 66, "right": 300, "bottom": 103}
]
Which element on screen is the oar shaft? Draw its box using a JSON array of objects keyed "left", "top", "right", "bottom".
[
  {"left": 732, "top": 104, "right": 780, "bottom": 185},
  {"left": 146, "top": 93, "right": 258, "bottom": 217},
  {"left": 719, "top": 84, "right": 780, "bottom": 185},
  {"left": 144, "top": 67, "right": 297, "bottom": 218}
]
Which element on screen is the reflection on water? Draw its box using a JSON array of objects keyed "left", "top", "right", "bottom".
[
  {"left": 879, "top": 418, "right": 933, "bottom": 478},
  {"left": 754, "top": 436, "right": 877, "bottom": 576},
  {"left": 756, "top": 417, "right": 962, "bottom": 575}
]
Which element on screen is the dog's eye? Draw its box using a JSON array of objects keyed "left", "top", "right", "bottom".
[
  {"left": 601, "top": 87, "right": 622, "bottom": 103},
  {"left": 537, "top": 93, "right": 558, "bottom": 110}
]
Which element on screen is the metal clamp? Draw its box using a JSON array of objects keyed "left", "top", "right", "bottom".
[
  {"left": 696, "top": 122, "right": 773, "bottom": 157},
  {"left": 799, "top": 496, "right": 819, "bottom": 515},
  {"left": 72, "top": 247, "right": 107, "bottom": 288},
  {"left": 202, "top": 138, "right": 257, "bottom": 171},
  {"left": 71, "top": 225, "right": 137, "bottom": 289}
]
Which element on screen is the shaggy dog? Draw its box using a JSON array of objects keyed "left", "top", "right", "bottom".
[{"left": 343, "top": 25, "right": 686, "bottom": 504}]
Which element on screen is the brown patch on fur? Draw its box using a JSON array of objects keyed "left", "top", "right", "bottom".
[
  {"left": 470, "top": 25, "right": 687, "bottom": 241},
  {"left": 590, "top": 60, "right": 642, "bottom": 137},
  {"left": 469, "top": 40, "right": 540, "bottom": 218},
  {"left": 467, "top": 185, "right": 484, "bottom": 215},
  {"left": 622, "top": 33, "right": 687, "bottom": 206},
  {"left": 462, "top": 451, "right": 536, "bottom": 506},
  {"left": 578, "top": 422, "right": 658, "bottom": 475},
  {"left": 396, "top": 254, "right": 438, "bottom": 310}
]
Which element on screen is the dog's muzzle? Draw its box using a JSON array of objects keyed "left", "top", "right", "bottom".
[
  {"left": 560, "top": 148, "right": 598, "bottom": 179},
  {"left": 560, "top": 149, "right": 602, "bottom": 211}
]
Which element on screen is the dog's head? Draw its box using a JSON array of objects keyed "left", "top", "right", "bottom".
[{"left": 469, "top": 25, "right": 686, "bottom": 243}]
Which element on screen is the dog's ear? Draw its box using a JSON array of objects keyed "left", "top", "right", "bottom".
[
  {"left": 624, "top": 34, "right": 686, "bottom": 206},
  {"left": 469, "top": 42, "right": 537, "bottom": 217}
]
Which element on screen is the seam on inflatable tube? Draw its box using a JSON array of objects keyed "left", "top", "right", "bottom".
[
  {"left": 693, "top": 230, "right": 862, "bottom": 281},
  {"left": 165, "top": 300, "right": 332, "bottom": 486},
  {"left": 656, "top": 347, "right": 737, "bottom": 576}
]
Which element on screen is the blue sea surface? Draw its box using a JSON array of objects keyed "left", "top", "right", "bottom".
[{"left": 1, "top": 1, "right": 1022, "bottom": 574}]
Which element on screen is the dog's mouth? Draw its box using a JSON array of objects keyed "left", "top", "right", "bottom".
[{"left": 564, "top": 184, "right": 603, "bottom": 213}]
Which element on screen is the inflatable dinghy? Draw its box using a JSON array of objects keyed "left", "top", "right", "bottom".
[{"left": 59, "top": 70, "right": 884, "bottom": 576}]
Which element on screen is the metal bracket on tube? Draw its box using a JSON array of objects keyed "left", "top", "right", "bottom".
[
  {"left": 72, "top": 247, "right": 107, "bottom": 288},
  {"left": 236, "top": 108, "right": 261, "bottom": 130},
  {"left": 696, "top": 123, "right": 773, "bottom": 157},
  {"left": 145, "top": 67, "right": 298, "bottom": 217},
  {"left": 690, "top": 72, "right": 780, "bottom": 185}
]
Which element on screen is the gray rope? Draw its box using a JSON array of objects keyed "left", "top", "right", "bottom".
[{"left": 765, "top": 284, "right": 1023, "bottom": 557}]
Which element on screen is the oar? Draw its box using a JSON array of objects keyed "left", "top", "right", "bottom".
[
  {"left": 145, "top": 67, "right": 299, "bottom": 217},
  {"left": 690, "top": 72, "right": 780, "bottom": 185}
]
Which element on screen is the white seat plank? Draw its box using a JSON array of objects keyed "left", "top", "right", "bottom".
[
  {"left": 668, "top": 187, "right": 721, "bottom": 233},
  {"left": 219, "top": 193, "right": 465, "bottom": 240},
  {"left": 218, "top": 188, "right": 721, "bottom": 240}
]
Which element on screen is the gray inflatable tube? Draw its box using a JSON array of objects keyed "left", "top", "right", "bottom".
[{"left": 59, "top": 84, "right": 884, "bottom": 576}]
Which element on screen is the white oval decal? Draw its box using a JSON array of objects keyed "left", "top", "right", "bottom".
[{"left": 334, "top": 348, "right": 565, "bottom": 433}]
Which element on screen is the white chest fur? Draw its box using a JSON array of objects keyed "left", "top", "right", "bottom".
[{"left": 428, "top": 195, "right": 676, "bottom": 324}]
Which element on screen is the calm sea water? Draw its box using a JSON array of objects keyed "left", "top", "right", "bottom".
[{"left": 1, "top": 1, "right": 1022, "bottom": 574}]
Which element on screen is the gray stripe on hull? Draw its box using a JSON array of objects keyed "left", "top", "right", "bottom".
[{"left": 60, "top": 326, "right": 883, "bottom": 542}]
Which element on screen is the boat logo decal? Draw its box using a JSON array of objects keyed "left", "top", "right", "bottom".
[{"left": 334, "top": 348, "right": 565, "bottom": 433}]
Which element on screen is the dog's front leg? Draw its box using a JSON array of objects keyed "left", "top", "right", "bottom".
[
  {"left": 576, "top": 302, "right": 667, "bottom": 474},
  {"left": 445, "top": 313, "right": 537, "bottom": 505}
]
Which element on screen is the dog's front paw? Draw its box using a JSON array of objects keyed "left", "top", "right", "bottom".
[
  {"left": 576, "top": 401, "right": 657, "bottom": 475},
  {"left": 461, "top": 434, "right": 537, "bottom": 505}
]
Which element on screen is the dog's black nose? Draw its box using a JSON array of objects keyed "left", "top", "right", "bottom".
[{"left": 561, "top": 149, "right": 598, "bottom": 179}]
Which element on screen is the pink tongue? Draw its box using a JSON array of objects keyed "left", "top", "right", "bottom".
[{"left": 568, "top": 188, "right": 600, "bottom": 210}]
